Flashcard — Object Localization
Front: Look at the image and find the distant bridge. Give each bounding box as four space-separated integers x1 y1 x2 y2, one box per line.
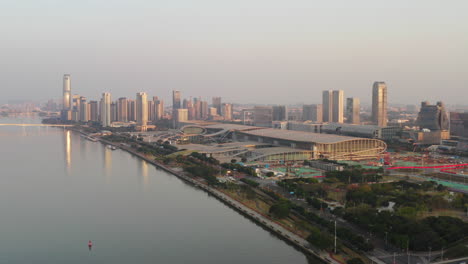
0 124 74 127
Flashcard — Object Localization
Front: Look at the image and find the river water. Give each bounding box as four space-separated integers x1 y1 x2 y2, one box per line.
0 116 309 264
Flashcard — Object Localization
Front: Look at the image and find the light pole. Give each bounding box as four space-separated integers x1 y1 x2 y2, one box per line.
407 239 410 264
334 220 337 254
385 231 388 249
428 247 432 264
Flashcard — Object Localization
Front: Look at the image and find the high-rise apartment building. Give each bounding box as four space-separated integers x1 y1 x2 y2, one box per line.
111 102 118 122
172 90 181 110
212 97 222 115
100 93 112 127
323 90 344 123
303 104 322 122
322 91 333 122
417 101 449 131
153 97 164 121
71 94 81 122
147 100 155 122
89 101 99 122
450 112 468 137
193 100 201 120
117 97 128 122
209 107 218 118
201 101 209 120
182 98 189 109
222 103 233 121
127 99 136 121
79 96 88 122
346 98 360 124
372 82 388 127
136 92 148 130
272 105 288 121
176 108 189 124
253 106 273 127
332 90 344 123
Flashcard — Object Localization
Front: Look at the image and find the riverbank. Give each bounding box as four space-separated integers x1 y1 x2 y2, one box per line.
103 139 333 264
70 127 332 264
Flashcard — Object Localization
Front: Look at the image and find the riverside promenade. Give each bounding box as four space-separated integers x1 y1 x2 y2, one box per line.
96 137 335 264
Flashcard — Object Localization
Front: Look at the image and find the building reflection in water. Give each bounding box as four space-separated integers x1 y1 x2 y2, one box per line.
142 160 149 186
64 130 72 173
104 147 112 183
137 159 150 190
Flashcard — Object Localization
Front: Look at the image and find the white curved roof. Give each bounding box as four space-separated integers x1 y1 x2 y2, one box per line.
240 128 367 144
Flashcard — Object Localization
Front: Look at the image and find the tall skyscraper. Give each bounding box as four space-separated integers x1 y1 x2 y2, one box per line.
192 100 199 120
201 101 209 119
303 104 322 122
372 82 388 127
222 103 233 121
63 74 71 110
172 91 181 110
100 93 112 127
332 90 344 123
117 97 128 122
346 98 360 124
322 90 333 122
212 97 222 115
253 106 273 127
182 98 189 109
272 105 288 121
323 90 344 123
71 94 81 122
154 97 164 121
79 96 88 122
147 100 155 122
89 101 99 122
127 99 136 121
110 102 118 122
136 92 148 130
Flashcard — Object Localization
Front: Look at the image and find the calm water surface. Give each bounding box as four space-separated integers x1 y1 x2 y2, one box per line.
0 116 309 263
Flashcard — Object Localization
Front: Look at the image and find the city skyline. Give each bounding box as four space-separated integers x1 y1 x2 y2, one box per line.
1 1 467 105
1 2 467 263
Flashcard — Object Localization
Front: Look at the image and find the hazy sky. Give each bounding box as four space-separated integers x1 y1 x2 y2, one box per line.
1 0 467 105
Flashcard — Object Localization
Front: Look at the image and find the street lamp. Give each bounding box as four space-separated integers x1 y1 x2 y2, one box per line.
428 246 432 264
385 231 388 249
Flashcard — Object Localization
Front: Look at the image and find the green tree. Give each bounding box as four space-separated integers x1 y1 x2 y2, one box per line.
269 200 292 219
306 226 334 250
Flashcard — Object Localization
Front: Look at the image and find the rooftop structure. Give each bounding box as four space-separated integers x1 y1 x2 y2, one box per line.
234 128 386 160
321 123 402 140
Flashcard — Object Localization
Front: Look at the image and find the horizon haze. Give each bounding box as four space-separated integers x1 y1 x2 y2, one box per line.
1 0 467 105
